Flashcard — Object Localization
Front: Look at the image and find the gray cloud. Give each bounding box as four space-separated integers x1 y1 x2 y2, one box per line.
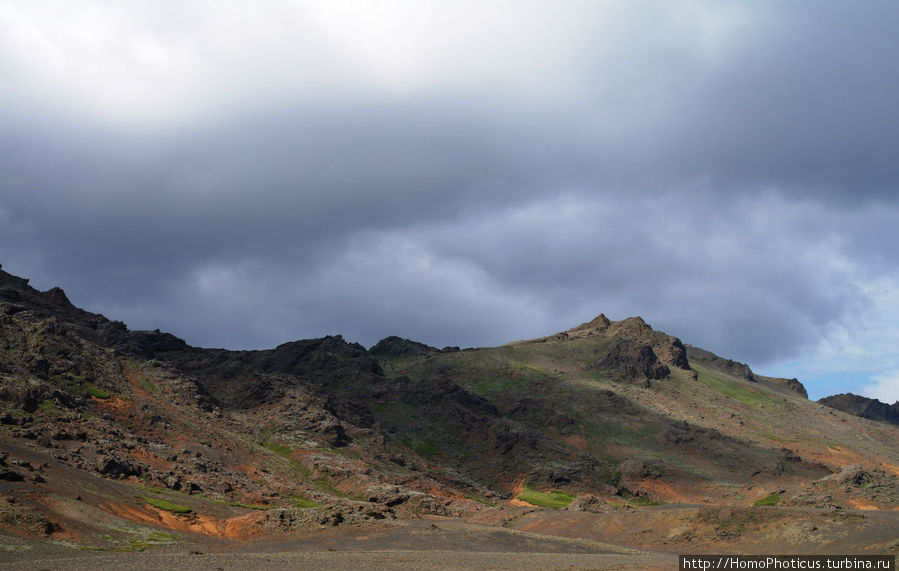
1 1 898 400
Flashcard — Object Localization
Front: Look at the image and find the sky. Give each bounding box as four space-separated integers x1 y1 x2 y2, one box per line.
1 1 898 403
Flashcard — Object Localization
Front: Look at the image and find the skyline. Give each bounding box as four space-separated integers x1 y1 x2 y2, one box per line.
1 1 898 402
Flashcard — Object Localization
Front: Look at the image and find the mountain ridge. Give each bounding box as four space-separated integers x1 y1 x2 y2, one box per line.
819 393 899 426
1 266 897 557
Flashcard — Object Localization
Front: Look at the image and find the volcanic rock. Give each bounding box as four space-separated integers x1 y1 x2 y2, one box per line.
595 340 670 386
818 393 899 426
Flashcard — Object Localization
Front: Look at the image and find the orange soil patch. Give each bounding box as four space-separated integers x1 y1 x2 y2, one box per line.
636 479 696 504
847 499 881 511
99 502 264 539
167 435 193 446
507 498 532 507
814 444 897 475
510 480 527 497
506 480 533 506
236 464 265 479
426 487 459 500
123 368 155 401
0 522 38 539
561 434 589 452
95 396 136 415
882 463 899 477
129 448 173 472
823 446 866 464
846 499 898 511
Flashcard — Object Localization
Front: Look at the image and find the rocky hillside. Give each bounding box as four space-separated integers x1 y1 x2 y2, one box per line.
1 267 897 554
685 345 809 398
819 393 899 426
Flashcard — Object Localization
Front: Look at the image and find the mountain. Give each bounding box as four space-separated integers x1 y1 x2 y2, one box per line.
1 266 897 562
819 393 899 426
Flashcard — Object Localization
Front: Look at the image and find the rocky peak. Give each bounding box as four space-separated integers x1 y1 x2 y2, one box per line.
42 286 74 308
551 314 690 373
370 336 439 357
562 313 612 339
612 316 652 336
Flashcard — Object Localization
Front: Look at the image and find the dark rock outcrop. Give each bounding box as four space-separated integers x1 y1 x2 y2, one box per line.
686 344 808 398
686 345 755 381
595 340 669 386
563 314 691 372
818 393 899 426
370 336 439 357
767 377 808 399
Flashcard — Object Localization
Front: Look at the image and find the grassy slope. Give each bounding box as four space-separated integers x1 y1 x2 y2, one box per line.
627 365 899 475
378 334 899 503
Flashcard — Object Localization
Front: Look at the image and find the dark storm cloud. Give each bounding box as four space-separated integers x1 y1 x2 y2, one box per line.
1 100 581 347
414 190 868 362
1 1 898 401
659 3 899 197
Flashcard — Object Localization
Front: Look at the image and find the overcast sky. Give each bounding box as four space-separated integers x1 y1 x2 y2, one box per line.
1 1 898 402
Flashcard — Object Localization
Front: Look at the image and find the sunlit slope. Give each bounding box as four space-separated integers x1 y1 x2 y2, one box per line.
377 317 898 506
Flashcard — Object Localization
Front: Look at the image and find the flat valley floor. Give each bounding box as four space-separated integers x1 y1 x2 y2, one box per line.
3 508 896 570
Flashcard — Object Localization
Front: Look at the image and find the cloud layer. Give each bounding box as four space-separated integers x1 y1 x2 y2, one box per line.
2 1 898 401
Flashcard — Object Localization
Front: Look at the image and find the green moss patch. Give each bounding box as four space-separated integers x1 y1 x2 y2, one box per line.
80 530 181 552
264 438 292 457
312 476 347 498
693 365 768 406
212 499 277 510
85 385 111 399
288 495 323 508
517 487 575 508
144 497 192 514
753 493 781 506
410 439 437 457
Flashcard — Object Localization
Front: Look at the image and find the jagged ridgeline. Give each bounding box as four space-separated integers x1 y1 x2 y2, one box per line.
1 265 897 552
818 393 899 426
